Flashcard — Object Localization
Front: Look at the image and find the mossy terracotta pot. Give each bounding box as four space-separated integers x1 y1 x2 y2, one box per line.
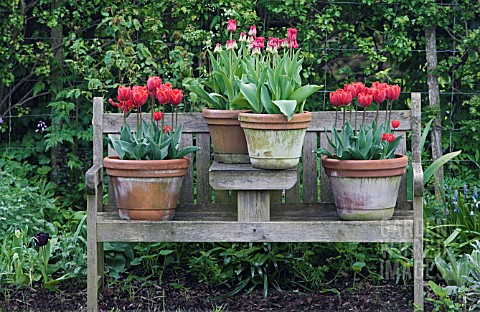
321 154 408 221
103 156 190 221
202 108 250 164
238 112 312 169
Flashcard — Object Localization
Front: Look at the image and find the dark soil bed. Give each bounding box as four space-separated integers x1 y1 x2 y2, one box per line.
1 273 434 311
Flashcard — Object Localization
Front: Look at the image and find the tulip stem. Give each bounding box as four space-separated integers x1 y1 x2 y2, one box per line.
171 104 174 130
362 106 366 126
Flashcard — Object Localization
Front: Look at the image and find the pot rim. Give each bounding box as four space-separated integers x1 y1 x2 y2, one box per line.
104 156 190 170
202 108 252 119
238 111 312 130
238 111 312 123
321 154 408 177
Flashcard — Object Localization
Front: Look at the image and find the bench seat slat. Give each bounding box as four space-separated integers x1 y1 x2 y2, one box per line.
96 211 413 243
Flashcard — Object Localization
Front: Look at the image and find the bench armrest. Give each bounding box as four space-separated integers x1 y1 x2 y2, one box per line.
411 162 423 198
85 165 103 195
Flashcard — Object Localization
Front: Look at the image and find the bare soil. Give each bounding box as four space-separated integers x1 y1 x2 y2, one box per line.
0 273 434 311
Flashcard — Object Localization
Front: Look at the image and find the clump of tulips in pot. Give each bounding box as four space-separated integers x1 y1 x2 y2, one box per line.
108 76 200 160
185 20 320 120
314 82 402 160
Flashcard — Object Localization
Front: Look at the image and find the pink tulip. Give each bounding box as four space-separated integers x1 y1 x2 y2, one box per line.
227 19 236 32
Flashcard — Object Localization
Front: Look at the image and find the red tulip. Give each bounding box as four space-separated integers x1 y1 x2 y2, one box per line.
391 119 400 129
131 85 149 108
169 89 183 106
164 125 173 133
385 85 401 101
329 91 342 107
152 111 163 121
109 98 133 114
371 88 386 103
156 86 171 105
227 19 236 32
338 89 353 106
117 85 131 102
372 81 388 90
382 133 395 143
147 76 162 95
357 92 373 108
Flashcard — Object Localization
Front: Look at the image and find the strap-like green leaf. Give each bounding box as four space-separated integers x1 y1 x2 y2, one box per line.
424 150 461 185
238 79 260 113
272 100 297 121
290 85 321 104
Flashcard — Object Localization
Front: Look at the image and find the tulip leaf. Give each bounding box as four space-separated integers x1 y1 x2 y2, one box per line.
261 85 277 114
238 79 260 113
272 100 297 121
230 93 250 110
184 83 224 109
290 85 322 104
108 135 125 159
313 147 333 158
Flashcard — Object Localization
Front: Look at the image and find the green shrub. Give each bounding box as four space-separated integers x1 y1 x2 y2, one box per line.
0 159 57 235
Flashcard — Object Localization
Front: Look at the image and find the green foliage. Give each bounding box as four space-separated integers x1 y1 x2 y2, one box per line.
236 49 321 120
314 120 402 160
109 123 200 160
0 217 87 289
0 159 57 235
188 242 292 298
104 242 135 279
424 182 480 260
428 241 480 311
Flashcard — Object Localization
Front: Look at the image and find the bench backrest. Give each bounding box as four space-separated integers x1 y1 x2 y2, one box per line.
92 93 421 217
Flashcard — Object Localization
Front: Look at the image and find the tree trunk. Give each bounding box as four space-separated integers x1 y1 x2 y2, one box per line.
50 0 64 185
425 26 443 200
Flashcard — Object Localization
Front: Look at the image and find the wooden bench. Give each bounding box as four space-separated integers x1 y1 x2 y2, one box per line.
86 93 424 311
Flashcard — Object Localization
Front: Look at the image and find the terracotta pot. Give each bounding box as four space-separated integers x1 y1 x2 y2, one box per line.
238 112 312 169
202 108 250 164
321 154 408 221
103 156 190 221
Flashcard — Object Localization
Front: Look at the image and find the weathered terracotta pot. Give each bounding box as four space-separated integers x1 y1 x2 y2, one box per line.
238 112 312 169
321 154 408 221
103 156 190 221
202 108 250 164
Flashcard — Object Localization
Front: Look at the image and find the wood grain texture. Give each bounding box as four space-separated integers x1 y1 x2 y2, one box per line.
93 97 104 167
285 168 300 204
302 132 318 203
238 191 270 222
103 112 209 134
396 131 408 209
101 110 411 134
196 133 212 206
85 165 102 195
179 133 195 207
209 162 297 191
319 132 334 204
95 218 414 243
413 195 424 310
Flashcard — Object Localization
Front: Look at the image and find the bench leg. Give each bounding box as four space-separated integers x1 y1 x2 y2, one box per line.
87 192 104 312
413 197 424 310
237 190 270 222
87 240 104 312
